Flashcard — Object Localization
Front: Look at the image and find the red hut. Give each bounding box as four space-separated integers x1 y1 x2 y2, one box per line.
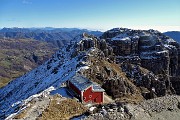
68 75 105 104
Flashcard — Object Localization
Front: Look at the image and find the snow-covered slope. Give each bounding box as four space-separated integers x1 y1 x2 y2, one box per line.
0 35 90 119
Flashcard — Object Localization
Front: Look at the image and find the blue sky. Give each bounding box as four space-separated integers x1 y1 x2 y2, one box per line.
0 0 180 32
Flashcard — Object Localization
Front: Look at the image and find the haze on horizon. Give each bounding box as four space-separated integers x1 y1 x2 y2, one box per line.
0 0 180 32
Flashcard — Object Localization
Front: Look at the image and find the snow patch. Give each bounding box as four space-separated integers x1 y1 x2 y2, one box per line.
89 106 96 111
77 66 89 72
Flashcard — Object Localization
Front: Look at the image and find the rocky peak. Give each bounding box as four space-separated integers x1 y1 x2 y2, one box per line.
73 31 179 98
101 28 180 96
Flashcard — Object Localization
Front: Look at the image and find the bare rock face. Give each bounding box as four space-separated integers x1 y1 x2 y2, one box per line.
171 47 180 95
76 33 113 57
178 48 180 76
121 63 175 98
74 36 142 100
101 28 180 97
102 76 138 98
74 30 180 100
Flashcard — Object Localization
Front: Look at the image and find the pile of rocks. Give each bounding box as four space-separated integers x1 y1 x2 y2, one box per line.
138 95 180 113
84 103 131 120
84 95 180 120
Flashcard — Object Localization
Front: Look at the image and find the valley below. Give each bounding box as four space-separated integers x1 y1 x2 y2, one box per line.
0 38 58 88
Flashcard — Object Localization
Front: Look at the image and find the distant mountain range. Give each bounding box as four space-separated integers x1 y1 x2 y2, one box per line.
164 31 180 43
0 27 103 47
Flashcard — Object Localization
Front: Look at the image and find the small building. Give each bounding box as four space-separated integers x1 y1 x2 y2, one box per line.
67 75 105 104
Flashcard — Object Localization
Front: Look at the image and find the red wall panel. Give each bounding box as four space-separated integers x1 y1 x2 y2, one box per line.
83 87 103 104
68 81 103 103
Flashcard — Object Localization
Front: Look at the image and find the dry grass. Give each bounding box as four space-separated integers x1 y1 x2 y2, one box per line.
38 98 87 120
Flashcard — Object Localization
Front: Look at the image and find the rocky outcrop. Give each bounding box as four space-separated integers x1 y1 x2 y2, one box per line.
74 35 142 100
102 76 138 98
170 77 180 95
76 33 113 57
177 47 180 76
74 31 180 100
121 63 175 98
101 28 180 97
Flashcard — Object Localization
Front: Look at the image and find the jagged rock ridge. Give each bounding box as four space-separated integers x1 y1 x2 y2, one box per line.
101 28 180 97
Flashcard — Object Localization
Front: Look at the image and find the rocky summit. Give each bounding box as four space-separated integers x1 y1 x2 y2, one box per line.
101 28 180 98
0 28 180 120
